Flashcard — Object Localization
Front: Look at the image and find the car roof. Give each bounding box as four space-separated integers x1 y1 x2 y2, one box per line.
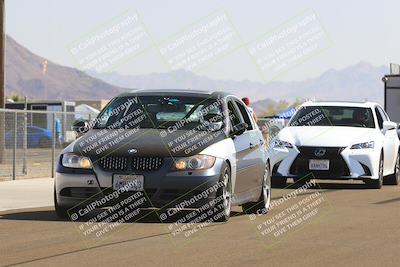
301 101 379 108
117 89 230 98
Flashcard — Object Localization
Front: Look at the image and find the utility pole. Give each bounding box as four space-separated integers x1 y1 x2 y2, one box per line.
0 0 5 164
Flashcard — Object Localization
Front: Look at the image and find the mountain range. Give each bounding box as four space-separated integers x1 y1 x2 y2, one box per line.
5 35 389 115
5 36 125 100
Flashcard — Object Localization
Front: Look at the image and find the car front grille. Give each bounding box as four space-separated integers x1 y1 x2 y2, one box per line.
132 157 163 171
290 146 350 177
99 156 128 171
98 156 163 171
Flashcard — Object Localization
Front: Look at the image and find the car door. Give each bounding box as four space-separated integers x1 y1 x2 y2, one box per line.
228 98 264 201
376 106 398 174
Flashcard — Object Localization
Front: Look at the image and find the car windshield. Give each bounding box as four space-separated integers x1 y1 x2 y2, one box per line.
93 95 224 131
289 106 375 128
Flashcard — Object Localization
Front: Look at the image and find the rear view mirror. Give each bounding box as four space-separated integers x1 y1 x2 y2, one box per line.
72 120 89 136
231 122 248 137
383 121 397 132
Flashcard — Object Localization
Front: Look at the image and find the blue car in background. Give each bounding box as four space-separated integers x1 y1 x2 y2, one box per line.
5 126 52 148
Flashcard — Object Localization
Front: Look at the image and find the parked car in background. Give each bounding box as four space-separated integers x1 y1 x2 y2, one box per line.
269 101 400 189
55 90 271 221
5 126 52 148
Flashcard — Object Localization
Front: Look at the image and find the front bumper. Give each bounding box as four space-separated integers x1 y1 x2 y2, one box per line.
55 157 225 209
270 145 380 180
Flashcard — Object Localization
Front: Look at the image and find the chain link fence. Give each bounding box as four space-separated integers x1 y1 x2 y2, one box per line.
0 109 287 181
0 108 79 181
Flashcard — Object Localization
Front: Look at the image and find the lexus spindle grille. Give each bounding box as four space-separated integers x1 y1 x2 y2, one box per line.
289 146 350 177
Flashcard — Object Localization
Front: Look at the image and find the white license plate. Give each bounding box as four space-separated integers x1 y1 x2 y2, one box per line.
309 159 330 170
113 174 144 191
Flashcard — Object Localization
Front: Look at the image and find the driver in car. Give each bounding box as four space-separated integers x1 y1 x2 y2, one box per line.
353 109 370 126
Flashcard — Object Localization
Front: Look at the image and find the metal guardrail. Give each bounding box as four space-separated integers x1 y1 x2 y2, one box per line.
0 109 79 181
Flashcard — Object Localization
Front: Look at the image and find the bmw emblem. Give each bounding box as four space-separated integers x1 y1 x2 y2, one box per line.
128 148 138 154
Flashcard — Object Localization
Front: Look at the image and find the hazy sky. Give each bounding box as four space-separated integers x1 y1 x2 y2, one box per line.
5 0 400 82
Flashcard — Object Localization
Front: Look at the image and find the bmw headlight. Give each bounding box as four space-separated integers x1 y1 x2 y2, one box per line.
350 141 374 149
62 153 92 169
273 139 294 149
172 155 216 171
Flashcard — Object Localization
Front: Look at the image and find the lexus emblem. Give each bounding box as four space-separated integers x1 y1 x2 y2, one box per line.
314 148 326 157
128 148 138 154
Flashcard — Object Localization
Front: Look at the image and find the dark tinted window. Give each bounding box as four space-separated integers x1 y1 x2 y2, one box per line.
290 106 375 128
377 106 388 121
235 101 253 130
227 100 241 127
375 107 384 129
27 127 40 134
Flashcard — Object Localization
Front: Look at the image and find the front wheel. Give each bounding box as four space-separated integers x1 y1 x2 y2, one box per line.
384 153 399 185
242 164 271 215
39 138 51 148
365 156 384 189
212 165 232 222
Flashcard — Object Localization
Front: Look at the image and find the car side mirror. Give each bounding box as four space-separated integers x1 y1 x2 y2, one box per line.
231 122 248 137
383 121 397 132
72 120 89 135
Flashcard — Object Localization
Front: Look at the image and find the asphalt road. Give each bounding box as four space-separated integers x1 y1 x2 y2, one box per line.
1 180 399 267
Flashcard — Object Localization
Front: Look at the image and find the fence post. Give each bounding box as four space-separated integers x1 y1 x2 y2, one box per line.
22 98 27 175
51 113 56 178
12 112 17 180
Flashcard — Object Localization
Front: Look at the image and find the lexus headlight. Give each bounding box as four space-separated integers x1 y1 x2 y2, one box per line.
273 139 294 149
172 155 216 171
350 141 374 149
62 153 92 169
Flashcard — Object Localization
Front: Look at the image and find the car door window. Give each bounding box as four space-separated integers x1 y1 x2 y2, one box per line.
235 100 253 130
227 100 242 128
27 128 39 134
375 107 384 129
377 106 389 121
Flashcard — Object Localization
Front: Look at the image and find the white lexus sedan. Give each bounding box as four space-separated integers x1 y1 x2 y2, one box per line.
269 101 400 189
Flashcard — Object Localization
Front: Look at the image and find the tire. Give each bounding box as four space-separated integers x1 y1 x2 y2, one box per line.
39 138 51 148
365 155 384 189
212 164 232 222
384 153 399 185
54 189 72 219
271 177 287 188
242 164 271 215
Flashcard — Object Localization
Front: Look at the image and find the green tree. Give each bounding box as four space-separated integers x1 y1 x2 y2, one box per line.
260 98 306 117
8 95 25 102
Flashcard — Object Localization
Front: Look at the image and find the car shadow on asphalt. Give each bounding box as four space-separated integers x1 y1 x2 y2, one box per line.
0 208 246 223
275 180 369 190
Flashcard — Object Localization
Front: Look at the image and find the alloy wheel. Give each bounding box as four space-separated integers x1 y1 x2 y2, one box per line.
395 155 400 183
262 165 271 211
222 170 232 217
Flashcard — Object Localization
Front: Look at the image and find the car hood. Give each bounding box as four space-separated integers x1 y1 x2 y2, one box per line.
277 126 378 147
72 128 226 157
